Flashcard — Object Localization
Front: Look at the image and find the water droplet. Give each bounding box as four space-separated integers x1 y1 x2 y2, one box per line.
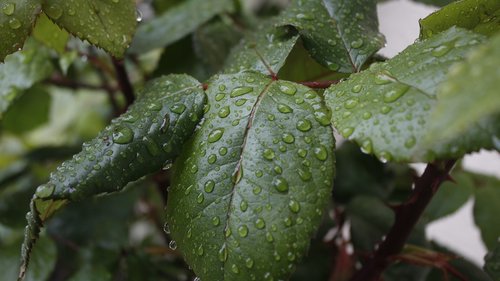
160 114 170 133
2 3 15 15
263 148 275 160
378 151 392 163
218 245 228 262
208 154 217 164
314 110 331 126
255 170 263 178
197 193 205 204
296 119 312 132
136 9 143 22
344 98 359 109
341 127 354 138
170 104 186 114
279 83 297 95
297 149 307 158
197 245 204 256
284 217 293 226
278 103 293 114
46 5 63 19
231 264 240 274
8 18 21 29
212 216 220 226
351 39 364 49
273 177 289 192
253 186 262 195
208 128 224 143
383 84 409 103
204 180 215 193
282 133 295 144
240 200 248 212
169 240 177 250
36 183 55 199
361 139 373 154
266 232 274 242
215 93 226 101
296 13 313 20
298 168 312 181
381 106 392 114
313 145 328 161
245 258 254 268
163 223 170 234
362 112 372 120
230 87 253 98
374 72 393 85
122 113 138 123
431 44 451 57
219 147 228 156
218 106 230 118
143 136 160 156
352 85 363 93
288 200 301 213
112 125 134 144
404 136 416 148
255 218 266 229
238 225 249 237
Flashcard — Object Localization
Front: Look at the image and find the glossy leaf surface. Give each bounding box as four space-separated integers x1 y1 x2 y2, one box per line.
129 0 234 54
420 0 500 39
167 72 335 280
0 0 41 62
426 33 500 148
324 27 493 162
278 0 385 73
42 0 137 58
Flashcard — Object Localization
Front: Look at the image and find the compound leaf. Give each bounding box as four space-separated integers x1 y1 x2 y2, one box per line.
129 0 234 54
324 27 494 162
167 72 335 281
420 0 500 39
278 0 385 73
0 0 41 62
42 0 137 58
19 74 206 279
426 32 500 149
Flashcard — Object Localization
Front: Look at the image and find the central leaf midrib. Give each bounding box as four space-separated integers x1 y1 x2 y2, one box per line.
220 78 275 272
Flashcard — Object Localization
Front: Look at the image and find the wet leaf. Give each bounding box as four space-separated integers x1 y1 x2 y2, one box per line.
426 32 500 150
167 72 335 280
42 0 137 58
129 0 234 54
0 0 41 62
420 0 500 39
324 27 494 162
278 0 385 73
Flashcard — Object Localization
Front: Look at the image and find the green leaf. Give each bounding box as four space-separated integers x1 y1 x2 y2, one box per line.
0 175 36 228
223 20 299 75
423 171 474 222
420 0 500 39
278 0 385 73
19 74 206 279
473 173 500 250
485 241 500 280
167 72 335 280
411 0 457 7
0 0 41 62
2 86 51 134
426 32 500 148
129 0 234 54
32 13 69 53
0 40 53 120
324 27 491 162
0 229 56 281
42 0 137 58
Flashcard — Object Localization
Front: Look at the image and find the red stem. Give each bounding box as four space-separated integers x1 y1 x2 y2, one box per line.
299 80 339 89
112 58 135 107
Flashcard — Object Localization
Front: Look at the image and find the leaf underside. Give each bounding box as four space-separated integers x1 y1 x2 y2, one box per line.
19 74 206 280
278 0 385 73
42 0 137 58
0 0 41 62
167 72 335 281
324 27 496 163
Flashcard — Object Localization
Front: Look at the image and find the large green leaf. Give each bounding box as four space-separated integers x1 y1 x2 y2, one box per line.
278 0 385 73
0 0 41 62
129 0 234 54
167 72 335 281
485 241 500 280
19 74 206 279
473 174 500 250
426 32 500 148
420 0 500 39
0 40 53 120
324 27 494 162
32 13 69 53
42 0 137 58
223 20 299 75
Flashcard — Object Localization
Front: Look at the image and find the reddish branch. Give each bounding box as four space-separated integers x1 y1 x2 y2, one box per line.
300 80 339 89
349 160 457 281
112 58 135 107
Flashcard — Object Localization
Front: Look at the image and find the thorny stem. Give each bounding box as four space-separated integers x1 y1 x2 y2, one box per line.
349 160 457 281
112 58 135 107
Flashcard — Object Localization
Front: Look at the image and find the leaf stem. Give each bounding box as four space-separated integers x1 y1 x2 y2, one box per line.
349 160 457 281
299 80 340 89
112 58 135 107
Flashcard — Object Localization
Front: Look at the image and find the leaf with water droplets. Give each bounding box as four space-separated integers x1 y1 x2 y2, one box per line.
167 72 335 280
0 39 53 120
18 74 206 280
277 0 385 73
42 0 137 58
426 32 500 151
129 0 234 54
420 0 500 39
324 27 493 162
0 0 41 62
223 19 299 75
485 241 500 280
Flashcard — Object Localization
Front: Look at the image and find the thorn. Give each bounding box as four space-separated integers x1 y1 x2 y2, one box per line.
444 174 456 183
202 83 208 91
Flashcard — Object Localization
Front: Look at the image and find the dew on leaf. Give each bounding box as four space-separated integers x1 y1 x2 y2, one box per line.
238 225 249 237
273 177 289 192
230 87 253 98
112 125 134 144
383 84 410 103
288 200 301 213
208 128 224 143
296 119 312 132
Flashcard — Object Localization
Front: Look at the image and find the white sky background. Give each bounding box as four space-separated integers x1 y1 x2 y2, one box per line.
377 0 500 265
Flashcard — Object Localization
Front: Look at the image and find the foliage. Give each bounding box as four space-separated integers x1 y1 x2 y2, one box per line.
0 0 499 280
